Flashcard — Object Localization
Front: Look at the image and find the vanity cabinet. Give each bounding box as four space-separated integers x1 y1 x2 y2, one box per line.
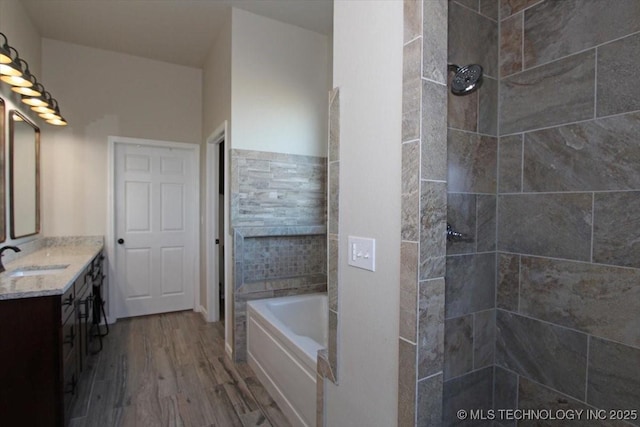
0 251 105 427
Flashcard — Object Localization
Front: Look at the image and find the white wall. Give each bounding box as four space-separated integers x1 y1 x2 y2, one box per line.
39 39 202 236
0 0 42 77
231 8 329 157
201 11 232 322
326 1 403 426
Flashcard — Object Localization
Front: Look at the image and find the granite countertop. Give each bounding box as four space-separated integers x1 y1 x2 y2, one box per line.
0 239 104 300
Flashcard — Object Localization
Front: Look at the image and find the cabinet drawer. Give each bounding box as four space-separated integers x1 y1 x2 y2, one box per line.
61 283 75 322
61 313 77 362
63 349 78 417
76 273 89 300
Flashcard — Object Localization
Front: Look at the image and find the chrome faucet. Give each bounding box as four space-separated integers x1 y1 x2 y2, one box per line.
0 246 21 273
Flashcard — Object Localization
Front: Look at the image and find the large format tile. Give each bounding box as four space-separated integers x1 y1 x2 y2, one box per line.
404 0 422 43
593 191 640 268
420 181 447 280
479 0 498 21
500 12 522 77
443 367 494 427
422 0 447 84
444 315 473 380
445 253 496 318
518 377 630 427
418 278 445 378
400 242 418 342
402 141 420 241
499 0 542 18
403 39 422 142
329 88 340 162
447 193 476 255
476 195 496 252
598 32 640 117
473 309 495 369
398 338 417 427
497 253 519 311
498 135 522 193
588 337 640 424
524 0 640 68
523 112 640 192
496 310 588 400
497 193 592 261
520 256 640 347
448 129 497 193
328 162 339 235
417 374 443 427
448 81 478 132
478 76 498 136
421 80 448 181
494 367 518 427
449 1 498 78
500 50 595 135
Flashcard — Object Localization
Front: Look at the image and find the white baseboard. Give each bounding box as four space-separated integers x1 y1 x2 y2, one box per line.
225 342 233 359
198 305 208 322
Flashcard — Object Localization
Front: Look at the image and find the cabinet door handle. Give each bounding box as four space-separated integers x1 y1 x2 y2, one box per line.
65 374 77 395
63 294 75 307
64 325 75 346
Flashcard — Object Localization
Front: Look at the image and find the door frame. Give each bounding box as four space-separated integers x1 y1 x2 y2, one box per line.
204 121 228 323
106 136 200 323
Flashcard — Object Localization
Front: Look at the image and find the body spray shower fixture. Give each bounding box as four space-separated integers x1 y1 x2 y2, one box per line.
448 64 483 96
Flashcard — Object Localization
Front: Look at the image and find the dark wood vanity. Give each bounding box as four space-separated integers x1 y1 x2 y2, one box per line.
0 250 106 427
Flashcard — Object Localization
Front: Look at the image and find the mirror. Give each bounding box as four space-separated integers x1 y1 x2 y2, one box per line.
9 110 40 239
0 99 4 243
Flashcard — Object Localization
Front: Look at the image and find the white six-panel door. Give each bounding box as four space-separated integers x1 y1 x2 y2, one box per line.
114 140 197 318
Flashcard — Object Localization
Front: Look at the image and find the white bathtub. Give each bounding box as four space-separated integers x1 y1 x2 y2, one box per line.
247 293 328 427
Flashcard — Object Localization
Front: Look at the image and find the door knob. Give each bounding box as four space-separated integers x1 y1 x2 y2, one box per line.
117 238 125 245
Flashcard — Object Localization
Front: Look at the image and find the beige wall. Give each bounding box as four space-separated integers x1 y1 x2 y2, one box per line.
39 39 202 236
200 10 232 322
0 0 42 77
326 1 402 426
231 8 329 157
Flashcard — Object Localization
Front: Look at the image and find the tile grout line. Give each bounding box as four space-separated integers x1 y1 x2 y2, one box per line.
585 334 591 403
590 193 595 263
594 47 598 119
498 108 640 138
494 250 640 272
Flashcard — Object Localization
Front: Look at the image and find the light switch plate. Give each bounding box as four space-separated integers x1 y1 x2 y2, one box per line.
347 236 376 272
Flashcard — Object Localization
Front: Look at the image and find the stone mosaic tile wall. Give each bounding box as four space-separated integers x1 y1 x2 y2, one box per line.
229 149 328 362
495 1 640 425
232 226 327 361
230 149 327 227
398 1 448 425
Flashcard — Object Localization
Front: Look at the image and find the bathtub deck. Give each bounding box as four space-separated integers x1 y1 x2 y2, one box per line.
67 310 291 427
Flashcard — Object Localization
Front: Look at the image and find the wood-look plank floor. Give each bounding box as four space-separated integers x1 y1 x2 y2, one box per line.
69 311 291 427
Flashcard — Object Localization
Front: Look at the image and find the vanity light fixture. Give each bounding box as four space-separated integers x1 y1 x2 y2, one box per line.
0 33 12 63
23 88 51 108
0 58 34 87
13 75 42 97
39 98 67 126
0 31 68 126
0 47 22 77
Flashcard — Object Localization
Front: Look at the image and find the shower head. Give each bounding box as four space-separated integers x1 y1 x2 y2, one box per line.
448 64 483 96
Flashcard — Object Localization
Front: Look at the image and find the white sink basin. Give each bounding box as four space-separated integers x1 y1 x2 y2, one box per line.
9 265 70 277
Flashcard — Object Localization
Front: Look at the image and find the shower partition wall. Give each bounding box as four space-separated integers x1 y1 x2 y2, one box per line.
445 0 640 425
400 0 640 426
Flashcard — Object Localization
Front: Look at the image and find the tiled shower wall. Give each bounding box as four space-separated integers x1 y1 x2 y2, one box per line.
495 0 640 425
230 149 327 361
398 0 448 425
443 0 498 424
